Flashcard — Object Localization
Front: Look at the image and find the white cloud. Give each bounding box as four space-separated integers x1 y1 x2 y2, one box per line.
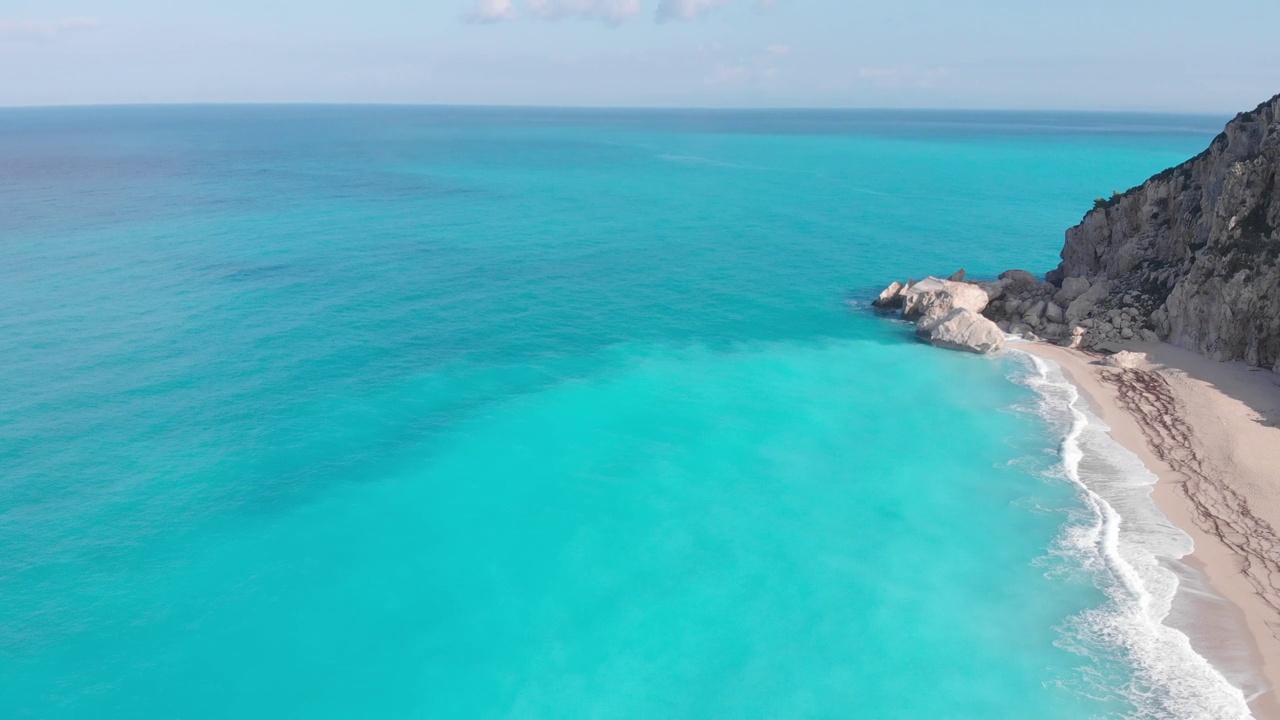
705 43 790 86
462 0 756 26
656 0 733 23
462 0 518 24
527 0 642 25
0 16 101 41
858 65 955 88
707 63 751 85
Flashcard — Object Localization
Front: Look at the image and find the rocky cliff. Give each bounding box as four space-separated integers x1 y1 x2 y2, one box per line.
1050 92 1280 370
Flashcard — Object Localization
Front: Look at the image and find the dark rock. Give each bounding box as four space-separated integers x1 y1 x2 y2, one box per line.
1055 92 1280 369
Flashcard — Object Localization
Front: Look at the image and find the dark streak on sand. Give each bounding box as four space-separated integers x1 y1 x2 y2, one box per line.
1099 366 1280 639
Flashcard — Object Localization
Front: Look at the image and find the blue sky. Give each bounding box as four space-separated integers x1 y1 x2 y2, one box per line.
2 0 1277 110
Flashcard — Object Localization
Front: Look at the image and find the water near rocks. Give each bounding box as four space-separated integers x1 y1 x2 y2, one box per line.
0 106 1238 718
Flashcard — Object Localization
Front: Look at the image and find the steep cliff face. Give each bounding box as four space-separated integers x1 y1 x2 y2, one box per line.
1053 93 1280 370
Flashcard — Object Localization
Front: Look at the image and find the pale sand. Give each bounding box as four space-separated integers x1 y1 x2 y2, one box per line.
1019 341 1280 720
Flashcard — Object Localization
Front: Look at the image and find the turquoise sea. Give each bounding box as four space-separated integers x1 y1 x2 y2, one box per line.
0 106 1250 718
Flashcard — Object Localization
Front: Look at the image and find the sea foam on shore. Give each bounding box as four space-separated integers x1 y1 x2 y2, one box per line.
1013 350 1254 719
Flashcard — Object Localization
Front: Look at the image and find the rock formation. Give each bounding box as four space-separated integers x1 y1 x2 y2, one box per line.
872 92 1279 367
1048 92 1280 370
901 277 990 320
971 269 1159 351
917 308 1005 354
875 273 1005 354
1101 350 1147 369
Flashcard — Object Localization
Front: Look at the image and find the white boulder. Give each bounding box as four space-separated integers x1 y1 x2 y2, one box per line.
901 277 991 320
917 308 1006 354
1102 351 1147 369
872 281 906 310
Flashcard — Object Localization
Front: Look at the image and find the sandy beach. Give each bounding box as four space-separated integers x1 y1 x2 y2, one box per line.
1020 341 1280 720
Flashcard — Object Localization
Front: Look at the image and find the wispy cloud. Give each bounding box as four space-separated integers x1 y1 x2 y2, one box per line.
656 0 733 23
462 0 519 24
858 65 955 88
462 0 749 26
0 17 101 41
705 43 791 86
528 0 643 25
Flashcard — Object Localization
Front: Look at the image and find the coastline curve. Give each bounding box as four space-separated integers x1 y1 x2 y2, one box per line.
1011 350 1255 719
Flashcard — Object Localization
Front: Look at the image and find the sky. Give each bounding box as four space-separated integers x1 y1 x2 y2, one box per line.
1 0 1278 111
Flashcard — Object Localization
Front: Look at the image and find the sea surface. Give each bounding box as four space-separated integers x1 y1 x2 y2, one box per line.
0 106 1247 718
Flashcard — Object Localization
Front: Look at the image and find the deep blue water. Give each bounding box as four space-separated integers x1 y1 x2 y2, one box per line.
0 106 1237 718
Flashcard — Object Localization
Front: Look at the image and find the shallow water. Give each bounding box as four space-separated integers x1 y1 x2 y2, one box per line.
0 106 1239 718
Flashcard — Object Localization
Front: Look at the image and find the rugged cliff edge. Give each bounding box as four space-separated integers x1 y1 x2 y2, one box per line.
1051 93 1280 370
874 93 1280 364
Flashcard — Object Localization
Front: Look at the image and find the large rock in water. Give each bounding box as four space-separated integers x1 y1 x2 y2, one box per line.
872 280 906 310
998 269 1041 293
916 308 1005 354
976 279 1012 301
901 277 990 320
1055 92 1280 370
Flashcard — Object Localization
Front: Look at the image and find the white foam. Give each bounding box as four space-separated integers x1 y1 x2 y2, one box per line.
1011 350 1255 720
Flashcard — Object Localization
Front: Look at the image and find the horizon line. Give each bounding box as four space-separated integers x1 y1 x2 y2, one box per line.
0 99 1236 118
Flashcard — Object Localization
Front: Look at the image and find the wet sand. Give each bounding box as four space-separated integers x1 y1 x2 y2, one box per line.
1021 341 1280 720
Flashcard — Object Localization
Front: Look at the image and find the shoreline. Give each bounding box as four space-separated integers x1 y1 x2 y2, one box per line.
1017 340 1280 720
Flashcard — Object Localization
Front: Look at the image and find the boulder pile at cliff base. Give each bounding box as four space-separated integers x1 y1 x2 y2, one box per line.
873 268 1157 355
876 93 1280 365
